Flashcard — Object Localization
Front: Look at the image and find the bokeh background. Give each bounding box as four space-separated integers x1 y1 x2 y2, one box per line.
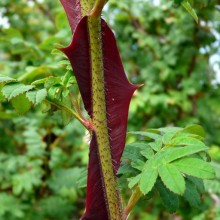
0 0 220 219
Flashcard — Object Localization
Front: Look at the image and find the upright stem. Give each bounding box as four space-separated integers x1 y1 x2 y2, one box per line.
88 14 123 219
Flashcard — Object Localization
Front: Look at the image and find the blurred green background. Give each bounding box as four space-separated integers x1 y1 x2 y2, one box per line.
0 0 220 219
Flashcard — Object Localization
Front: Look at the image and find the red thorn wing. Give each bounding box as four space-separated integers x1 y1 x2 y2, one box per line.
101 19 138 171
60 0 82 33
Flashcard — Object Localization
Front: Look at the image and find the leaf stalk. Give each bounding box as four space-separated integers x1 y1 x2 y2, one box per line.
45 98 93 130
122 187 142 220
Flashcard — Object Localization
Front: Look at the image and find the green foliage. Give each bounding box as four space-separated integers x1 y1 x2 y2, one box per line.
40 196 73 220
119 125 215 213
0 115 87 219
158 163 185 195
0 193 26 219
47 167 86 202
0 69 80 124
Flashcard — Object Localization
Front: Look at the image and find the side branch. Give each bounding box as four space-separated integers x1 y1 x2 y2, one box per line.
122 188 142 220
88 0 108 17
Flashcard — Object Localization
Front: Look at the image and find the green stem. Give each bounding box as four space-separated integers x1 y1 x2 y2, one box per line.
88 15 123 220
122 188 142 220
88 0 107 17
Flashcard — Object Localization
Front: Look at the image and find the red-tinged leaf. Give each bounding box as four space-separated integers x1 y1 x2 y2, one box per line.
60 0 82 33
61 17 138 220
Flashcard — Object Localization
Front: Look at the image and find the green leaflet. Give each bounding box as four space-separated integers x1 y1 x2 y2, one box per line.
182 124 205 138
26 89 47 105
2 83 34 100
166 136 206 147
139 161 158 194
162 125 205 145
173 158 215 179
158 127 182 133
181 0 199 23
158 163 185 195
163 145 208 163
0 75 17 84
